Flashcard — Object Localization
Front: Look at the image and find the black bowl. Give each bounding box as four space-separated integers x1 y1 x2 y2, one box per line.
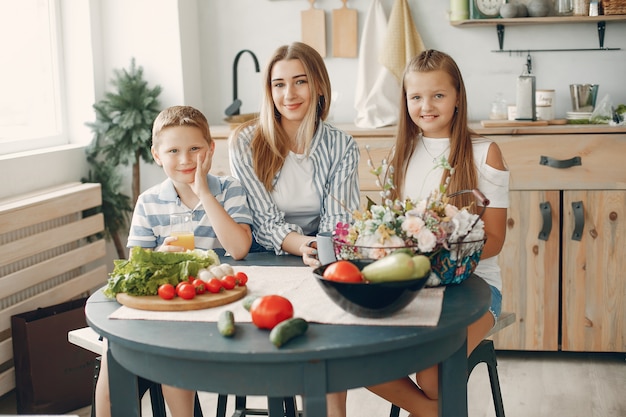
312 260 428 318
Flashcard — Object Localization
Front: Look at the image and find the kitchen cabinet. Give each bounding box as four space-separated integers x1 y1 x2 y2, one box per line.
211 123 626 352
485 129 626 352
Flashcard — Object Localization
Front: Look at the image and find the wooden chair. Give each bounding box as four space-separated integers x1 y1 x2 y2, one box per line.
388 311 516 417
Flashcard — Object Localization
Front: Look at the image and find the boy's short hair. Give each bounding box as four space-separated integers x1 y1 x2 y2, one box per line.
152 106 212 147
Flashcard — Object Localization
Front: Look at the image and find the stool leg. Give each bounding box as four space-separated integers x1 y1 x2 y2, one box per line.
216 394 228 417
389 404 401 417
91 357 101 417
193 392 204 417
149 384 167 417
283 397 298 417
233 395 247 417
483 348 506 417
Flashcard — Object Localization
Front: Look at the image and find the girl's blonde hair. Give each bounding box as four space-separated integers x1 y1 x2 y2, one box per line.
390 49 478 211
152 105 212 147
235 42 331 191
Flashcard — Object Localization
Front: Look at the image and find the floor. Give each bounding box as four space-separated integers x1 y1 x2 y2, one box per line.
1 351 624 417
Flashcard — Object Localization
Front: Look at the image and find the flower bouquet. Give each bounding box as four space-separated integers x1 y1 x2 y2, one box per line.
333 150 489 286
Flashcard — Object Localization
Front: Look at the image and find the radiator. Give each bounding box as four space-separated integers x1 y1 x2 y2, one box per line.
0 182 108 397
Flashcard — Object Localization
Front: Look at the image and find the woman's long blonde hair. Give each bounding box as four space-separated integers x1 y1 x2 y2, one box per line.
236 42 331 191
390 49 478 211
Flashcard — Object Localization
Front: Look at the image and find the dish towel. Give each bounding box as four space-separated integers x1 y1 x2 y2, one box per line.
379 0 425 82
109 266 444 327
353 0 400 128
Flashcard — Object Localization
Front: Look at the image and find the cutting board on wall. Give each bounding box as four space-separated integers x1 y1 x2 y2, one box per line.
332 0 358 58
302 0 326 57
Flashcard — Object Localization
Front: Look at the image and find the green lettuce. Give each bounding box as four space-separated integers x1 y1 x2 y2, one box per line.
103 247 220 298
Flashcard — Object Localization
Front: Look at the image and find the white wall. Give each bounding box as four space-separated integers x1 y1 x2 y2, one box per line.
198 0 626 125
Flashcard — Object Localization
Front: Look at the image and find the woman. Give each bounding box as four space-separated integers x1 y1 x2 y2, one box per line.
229 42 360 268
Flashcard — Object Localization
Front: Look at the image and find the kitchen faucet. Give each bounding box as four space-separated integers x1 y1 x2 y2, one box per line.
225 49 260 116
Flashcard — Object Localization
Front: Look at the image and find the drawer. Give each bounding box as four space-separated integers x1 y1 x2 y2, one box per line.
492 134 626 191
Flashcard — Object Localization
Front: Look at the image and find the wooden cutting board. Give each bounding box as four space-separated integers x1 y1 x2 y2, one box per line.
302 0 326 57
481 120 549 127
332 0 358 58
116 286 247 312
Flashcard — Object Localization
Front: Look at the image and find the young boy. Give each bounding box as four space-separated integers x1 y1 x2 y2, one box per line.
95 105 253 417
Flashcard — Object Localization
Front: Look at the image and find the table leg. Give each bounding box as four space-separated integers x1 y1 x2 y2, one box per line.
438 337 468 417
107 348 141 417
301 360 328 417
267 397 285 416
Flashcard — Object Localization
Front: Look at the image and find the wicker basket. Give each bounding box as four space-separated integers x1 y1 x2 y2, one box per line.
603 0 626 15
333 238 486 286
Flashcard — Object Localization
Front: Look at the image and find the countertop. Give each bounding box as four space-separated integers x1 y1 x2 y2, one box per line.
210 122 626 139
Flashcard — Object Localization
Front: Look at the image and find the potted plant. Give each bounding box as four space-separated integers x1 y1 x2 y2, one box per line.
83 58 162 258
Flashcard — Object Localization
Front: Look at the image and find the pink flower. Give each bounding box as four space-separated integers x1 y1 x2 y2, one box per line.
401 216 425 239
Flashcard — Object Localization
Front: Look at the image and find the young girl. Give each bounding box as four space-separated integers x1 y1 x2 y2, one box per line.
229 42 360 268
366 49 510 416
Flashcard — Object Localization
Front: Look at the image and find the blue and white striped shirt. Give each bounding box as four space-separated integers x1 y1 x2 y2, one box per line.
229 122 360 254
127 174 253 251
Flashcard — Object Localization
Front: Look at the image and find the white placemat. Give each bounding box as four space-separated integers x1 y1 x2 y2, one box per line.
108 266 444 327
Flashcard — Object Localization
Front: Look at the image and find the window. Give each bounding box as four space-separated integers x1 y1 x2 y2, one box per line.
0 0 65 155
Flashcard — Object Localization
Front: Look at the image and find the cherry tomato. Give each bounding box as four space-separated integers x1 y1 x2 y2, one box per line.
234 271 248 286
157 283 175 300
322 260 363 283
221 275 236 290
192 278 206 294
176 281 188 293
188 275 196 283
177 282 196 300
249 295 294 330
206 278 223 294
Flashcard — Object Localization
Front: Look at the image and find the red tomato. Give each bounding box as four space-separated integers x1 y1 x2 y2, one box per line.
176 281 188 293
206 278 223 294
221 275 236 290
177 282 196 300
192 278 206 294
322 260 363 283
188 275 196 283
157 283 175 300
249 295 294 329
234 271 248 286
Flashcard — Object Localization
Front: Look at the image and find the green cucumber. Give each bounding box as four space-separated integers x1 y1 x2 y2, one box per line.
242 295 258 311
269 317 309 348
217 310 236 337
362 252 416 282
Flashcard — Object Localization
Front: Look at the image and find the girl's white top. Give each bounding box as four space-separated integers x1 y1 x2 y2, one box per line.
403 136 510 291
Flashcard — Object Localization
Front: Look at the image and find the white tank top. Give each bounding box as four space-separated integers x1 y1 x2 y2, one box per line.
271 151 321 235
403 136 510 291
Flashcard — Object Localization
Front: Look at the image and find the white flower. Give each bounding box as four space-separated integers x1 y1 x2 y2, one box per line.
417 228 437 252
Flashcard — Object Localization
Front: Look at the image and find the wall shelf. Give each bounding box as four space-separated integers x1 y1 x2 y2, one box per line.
451 15 625 52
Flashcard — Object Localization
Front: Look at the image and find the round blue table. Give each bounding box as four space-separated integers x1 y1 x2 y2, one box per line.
86 253 490 417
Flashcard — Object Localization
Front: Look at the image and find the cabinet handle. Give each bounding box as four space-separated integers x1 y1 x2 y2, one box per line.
539 155 582 169
571 201 584 241
538 202 552 241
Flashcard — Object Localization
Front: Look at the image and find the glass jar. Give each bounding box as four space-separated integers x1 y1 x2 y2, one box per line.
490 94 508 120
555 0 573 15
572 0 590 15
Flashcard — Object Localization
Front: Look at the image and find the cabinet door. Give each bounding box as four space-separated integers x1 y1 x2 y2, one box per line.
562 190 626 352
492 190 560 351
